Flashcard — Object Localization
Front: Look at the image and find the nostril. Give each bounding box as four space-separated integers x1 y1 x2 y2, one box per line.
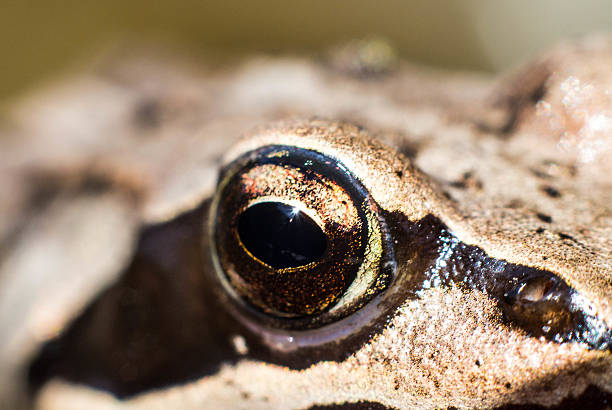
503 274 574 339
516 276 556 303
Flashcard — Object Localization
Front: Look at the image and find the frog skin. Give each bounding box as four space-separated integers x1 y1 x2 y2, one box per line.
0 37 611 409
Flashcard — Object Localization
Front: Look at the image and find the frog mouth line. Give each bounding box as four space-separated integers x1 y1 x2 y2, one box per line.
27 205 610 399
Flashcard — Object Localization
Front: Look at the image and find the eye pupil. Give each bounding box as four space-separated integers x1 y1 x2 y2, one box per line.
237 202 327 269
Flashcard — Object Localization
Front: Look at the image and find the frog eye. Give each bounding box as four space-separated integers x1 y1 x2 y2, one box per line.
209 145 394 328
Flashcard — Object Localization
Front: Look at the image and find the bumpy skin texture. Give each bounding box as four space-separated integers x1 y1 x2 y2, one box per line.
0 37 611 409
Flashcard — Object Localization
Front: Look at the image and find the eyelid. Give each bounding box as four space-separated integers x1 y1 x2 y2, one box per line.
220 121 433 221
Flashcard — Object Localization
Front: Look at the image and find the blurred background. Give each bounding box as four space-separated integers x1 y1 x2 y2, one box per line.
1 0 611 103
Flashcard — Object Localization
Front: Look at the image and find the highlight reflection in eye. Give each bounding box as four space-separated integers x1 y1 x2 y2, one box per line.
209 145 394 328
237 202 327 270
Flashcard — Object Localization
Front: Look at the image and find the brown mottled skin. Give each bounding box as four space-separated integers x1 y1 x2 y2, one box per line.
0 37 610 409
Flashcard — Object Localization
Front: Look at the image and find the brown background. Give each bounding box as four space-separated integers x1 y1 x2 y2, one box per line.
1 0 611 102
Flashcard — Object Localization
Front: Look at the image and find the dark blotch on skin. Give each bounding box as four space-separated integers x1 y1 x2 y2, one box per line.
530 168 551 180
133 98 161 129
540 185 562 198
441 191 455 202
395 140 422 160
557 232 576 242
506 199 525 209
535 212 552 223
449 171 483 191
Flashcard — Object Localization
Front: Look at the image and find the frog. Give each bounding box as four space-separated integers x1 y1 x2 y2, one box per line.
0 36 610 409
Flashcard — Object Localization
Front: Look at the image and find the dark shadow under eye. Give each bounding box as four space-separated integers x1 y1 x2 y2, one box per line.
237 202 327 269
